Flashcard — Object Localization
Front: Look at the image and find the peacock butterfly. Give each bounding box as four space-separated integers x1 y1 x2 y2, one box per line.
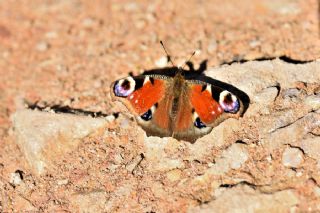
110 42 248 143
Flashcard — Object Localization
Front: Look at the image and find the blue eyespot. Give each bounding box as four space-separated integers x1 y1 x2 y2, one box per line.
221 98 239 113
113 78 135 97
194 117 206 129
219 91 240 113
141 109 152 121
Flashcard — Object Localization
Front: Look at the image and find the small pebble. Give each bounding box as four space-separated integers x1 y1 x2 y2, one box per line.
82 17 95 27
135 20 146 29
314 186 320 197
105 115 115 122
296 170 303 177
266 155 272 162
9 171 23 186
249 39 261 48
124 2 138 11
207 38 217 53
155 56 168 68
282 147 304 168
282 88 302 99
126 154 143 173
120 118 130 128
45 31 58 39
166 169 181 182
194 49 201 56
57 179 69 185
304 95 320 111
36 41 50 52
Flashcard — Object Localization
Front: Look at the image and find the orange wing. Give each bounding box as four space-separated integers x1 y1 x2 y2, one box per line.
126 79 165 115
190 85 223 124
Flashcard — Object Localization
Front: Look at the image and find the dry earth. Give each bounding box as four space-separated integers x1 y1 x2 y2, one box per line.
1 0 320 212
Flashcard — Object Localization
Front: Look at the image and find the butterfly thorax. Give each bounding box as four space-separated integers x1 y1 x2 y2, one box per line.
171 72 184 114
168 70 190 133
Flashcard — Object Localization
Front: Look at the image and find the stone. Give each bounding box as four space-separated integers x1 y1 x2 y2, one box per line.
207 143 249 175
263 1 300 15
57 179 69 185
314 186 320 197
253 86 279 104
12 195 37 212
282 147 304 168
300 137 320 161
186 118 241 162
189 185 299 213
304 94 320 111
249 39 261 48
45 31 58 39
260 110 300 135
9 171 23 186
207 38 217 53
261 113 320 152
283 88 303 99
246 86 279 115
126 154 143 173
82 17 96 28
12 110 108 175
143 136 185 172
70 190 107 212
205 59 320 99
123 2 139 11
36 41 49 52
104 182 138 211
155 56 168 68
105 114 116 122
166 169 182 182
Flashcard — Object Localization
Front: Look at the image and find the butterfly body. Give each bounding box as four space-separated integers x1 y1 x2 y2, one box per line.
111 65 245 143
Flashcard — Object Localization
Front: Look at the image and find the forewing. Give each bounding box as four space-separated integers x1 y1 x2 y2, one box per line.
111 74 173 136
189 81 244 128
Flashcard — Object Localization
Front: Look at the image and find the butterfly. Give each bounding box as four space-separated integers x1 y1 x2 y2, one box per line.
110 43 248 143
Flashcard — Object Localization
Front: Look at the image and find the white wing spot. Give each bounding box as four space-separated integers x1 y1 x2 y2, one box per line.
211 111 215 115
206 84 212 94
129 95 134 100
143 76 150 85
193 112 199 121
218 107 222 112
135 100 138 104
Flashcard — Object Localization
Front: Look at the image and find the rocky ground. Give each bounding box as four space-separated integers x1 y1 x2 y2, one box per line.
1 0 320 212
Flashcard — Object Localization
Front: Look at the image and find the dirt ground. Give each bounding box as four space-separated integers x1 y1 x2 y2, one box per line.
1 0 320 212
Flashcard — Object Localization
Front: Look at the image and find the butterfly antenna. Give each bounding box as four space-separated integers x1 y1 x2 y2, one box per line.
181 51 196 70
160 40 175 67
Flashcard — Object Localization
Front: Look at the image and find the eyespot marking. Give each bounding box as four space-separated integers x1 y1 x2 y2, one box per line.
113 77 136 97
139 104 156 121
194 117 206 129
219 91 240 113
192 111 207 129
140 109 152 121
